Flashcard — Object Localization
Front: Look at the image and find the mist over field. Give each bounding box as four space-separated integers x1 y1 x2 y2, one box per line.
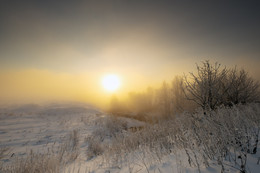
1 1 260 107
1 1 260 173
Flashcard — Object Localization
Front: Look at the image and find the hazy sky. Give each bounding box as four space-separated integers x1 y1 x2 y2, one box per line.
1 0 260 106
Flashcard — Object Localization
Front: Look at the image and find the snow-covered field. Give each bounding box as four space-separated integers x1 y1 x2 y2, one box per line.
0 103 98 153
0 103 260 173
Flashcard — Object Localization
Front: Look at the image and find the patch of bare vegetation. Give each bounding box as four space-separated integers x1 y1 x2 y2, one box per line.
85 116 128 160
0 147 10 160
98 103 260 173
0 130 80 173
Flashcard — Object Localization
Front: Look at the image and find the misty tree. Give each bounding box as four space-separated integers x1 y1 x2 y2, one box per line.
159 81 171 117
127 87 156 113
171 76 186 114
183 60 228 111
226 68 259 105
183 60 259 111
109 95 122 114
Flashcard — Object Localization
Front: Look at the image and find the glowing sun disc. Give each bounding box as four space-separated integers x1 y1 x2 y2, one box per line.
102 74 120 92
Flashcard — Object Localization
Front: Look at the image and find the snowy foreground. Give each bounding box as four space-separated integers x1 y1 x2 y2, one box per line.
0 103 260 173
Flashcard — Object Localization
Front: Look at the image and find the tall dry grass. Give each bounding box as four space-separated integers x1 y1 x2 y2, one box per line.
0 130 80 173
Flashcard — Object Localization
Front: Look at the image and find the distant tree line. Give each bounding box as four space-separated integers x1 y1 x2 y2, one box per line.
109 60 259 119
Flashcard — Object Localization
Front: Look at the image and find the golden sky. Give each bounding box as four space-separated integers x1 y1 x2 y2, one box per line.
0 1 260 107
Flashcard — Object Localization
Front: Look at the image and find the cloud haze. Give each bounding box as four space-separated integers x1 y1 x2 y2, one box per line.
0 0 259 105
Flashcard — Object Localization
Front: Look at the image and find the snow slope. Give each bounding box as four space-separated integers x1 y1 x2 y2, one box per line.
0 103 260 173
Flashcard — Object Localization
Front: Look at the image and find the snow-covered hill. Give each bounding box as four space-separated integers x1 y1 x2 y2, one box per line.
0 103 260 173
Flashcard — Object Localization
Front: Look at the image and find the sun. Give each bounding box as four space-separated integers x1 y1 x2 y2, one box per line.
102 74 121 92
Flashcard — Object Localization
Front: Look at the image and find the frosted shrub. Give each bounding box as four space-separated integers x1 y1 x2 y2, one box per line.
175 103 260 172
85 116 128 161
85 137 104 160
183 61 259 111
99 103 260 173
59 129 80 163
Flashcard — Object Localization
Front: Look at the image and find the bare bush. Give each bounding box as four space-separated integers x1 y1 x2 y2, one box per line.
85 116 128 160
226 68 259 105
85 136 104 160
60 129 80 163
183 60 228 110
183 61 259 111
